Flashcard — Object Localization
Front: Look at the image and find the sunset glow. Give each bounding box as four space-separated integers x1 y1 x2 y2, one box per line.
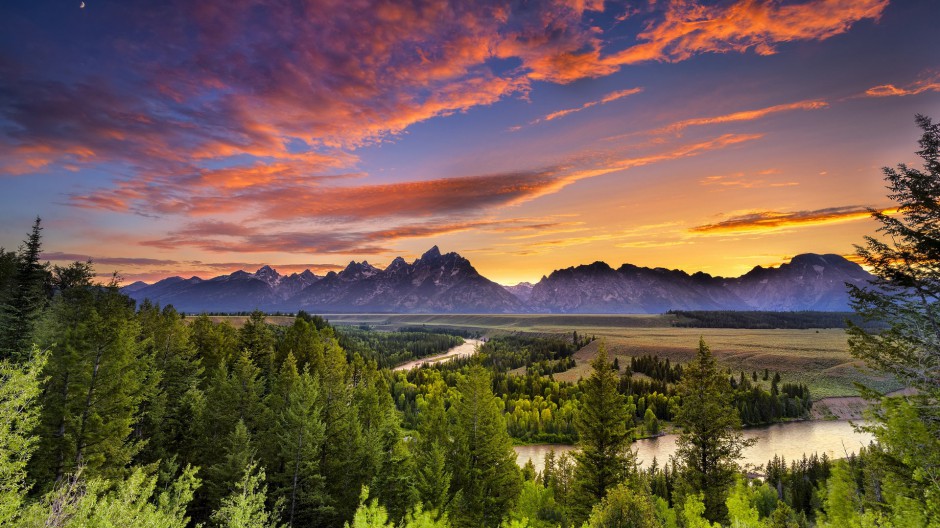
1 0 938 285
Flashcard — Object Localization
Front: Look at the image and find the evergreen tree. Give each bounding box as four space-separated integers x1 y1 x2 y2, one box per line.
846 114 940 522
414 386 452 517
314 335 366 526
450 366 521 528
31 280 153 486
673 338 753 524
212 462 280 528
239 310 276 380
207 419 257 510
0 348 46 525
582 479 660 528
265 356 326 527
0 218 51 362
573 343 635 521
20 465 200 527
135 302 203 469
190 314 238 377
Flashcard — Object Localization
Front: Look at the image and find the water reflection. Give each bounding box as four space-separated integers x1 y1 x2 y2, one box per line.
515 420 874 474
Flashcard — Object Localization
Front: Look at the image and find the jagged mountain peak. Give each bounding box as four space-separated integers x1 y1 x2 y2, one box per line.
421 245 442 260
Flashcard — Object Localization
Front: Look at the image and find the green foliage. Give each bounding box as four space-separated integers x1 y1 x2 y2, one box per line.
31 280 153 485
264 357 326 527
670 310 879 330
0 348 46 525
846 114 940 525
450 366 522 528
582 479 661 528
673 338 754 524
725 479 767 528
573 342 635 521
336 326 464 368
679 493 720 528
212 462 281 528
346 486 394 528
19 465 200 528
0 217 51 362
135 302 204 468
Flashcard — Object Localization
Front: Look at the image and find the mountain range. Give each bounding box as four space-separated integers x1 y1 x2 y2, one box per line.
122 247 875 314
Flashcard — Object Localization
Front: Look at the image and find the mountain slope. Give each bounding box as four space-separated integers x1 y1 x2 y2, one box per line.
285 246 524 313
526 253 873 313
123 250 873 314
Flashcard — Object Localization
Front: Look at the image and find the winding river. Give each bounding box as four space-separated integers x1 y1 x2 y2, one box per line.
515 420 874 474
392 338 483 371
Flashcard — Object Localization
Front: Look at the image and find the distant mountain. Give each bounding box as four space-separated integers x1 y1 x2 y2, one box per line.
124 267 320 313
504 282 535 302
287 246 523 313
526 253 873 313
122 250 874 314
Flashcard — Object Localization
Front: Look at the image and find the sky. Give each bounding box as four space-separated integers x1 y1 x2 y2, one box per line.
1 0 938 286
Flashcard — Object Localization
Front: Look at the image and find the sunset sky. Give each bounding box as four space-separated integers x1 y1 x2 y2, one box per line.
1 0 938 285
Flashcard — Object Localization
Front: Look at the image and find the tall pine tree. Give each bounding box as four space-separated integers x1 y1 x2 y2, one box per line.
573 342 636 523
846 114 940 523
450 366 521 528
0 218 50 362
31 279 153 486
673 338 753 524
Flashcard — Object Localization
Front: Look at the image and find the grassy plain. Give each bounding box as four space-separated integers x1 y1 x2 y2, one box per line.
203 313 899 399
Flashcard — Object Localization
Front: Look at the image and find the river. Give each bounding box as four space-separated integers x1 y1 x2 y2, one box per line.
392 338 483 371
514 420 874 474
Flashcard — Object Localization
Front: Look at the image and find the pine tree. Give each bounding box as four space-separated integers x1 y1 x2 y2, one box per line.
846 114 940 523
673 338 754 524
313 336 367 526
573 342 635 521
450 366 521 528
207 419 257 510
0 218 50 362
264 355 326 527
212 461 280 528
135 302 203 469
189 314 238 377
239 310 276 380
31 280 153 486
414 386 452 517
0 348 46 525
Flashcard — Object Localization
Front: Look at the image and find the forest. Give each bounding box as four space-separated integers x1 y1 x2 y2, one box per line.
0 116 938 527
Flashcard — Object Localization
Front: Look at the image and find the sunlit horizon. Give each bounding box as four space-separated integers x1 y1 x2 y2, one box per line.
2 0 937 286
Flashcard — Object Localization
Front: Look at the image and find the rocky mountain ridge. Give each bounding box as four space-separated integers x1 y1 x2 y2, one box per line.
123 248 874 313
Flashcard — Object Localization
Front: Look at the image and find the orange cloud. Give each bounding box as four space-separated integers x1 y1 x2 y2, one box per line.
607 0 888 66
690 205 894 235
536 87 643 123
654 100 829 135
865 71 940 97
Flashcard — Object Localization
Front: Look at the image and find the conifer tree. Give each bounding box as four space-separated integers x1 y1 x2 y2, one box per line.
207 419 257 510
414 386 452 517
0 218 50 362
31 279 153 486
0 348 46 525
847 114 940 523
450 366 521 528
674 338 753 524
212 461 280 528
239 310 276 380
313 335 366 526
135 302 203 468
264 354 326 527
189 314 238 377
573 342 635 521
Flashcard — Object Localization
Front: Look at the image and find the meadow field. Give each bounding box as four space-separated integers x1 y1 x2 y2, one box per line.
206 313 898 399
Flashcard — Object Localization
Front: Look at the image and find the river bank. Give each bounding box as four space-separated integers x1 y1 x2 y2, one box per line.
392 338 483 371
